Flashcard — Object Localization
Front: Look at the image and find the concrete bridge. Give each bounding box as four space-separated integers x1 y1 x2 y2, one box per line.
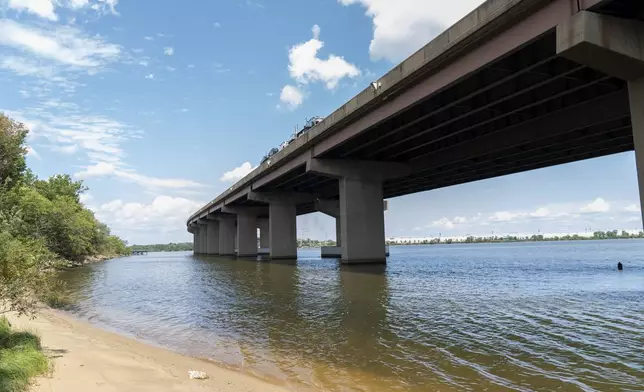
187 0 644 264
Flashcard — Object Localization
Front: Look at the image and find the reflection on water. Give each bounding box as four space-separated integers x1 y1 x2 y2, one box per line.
60 241 644 391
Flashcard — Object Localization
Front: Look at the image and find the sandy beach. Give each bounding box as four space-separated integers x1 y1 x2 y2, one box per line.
7 309 290 392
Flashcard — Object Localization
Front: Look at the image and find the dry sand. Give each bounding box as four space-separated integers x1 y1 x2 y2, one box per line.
8 309 291 392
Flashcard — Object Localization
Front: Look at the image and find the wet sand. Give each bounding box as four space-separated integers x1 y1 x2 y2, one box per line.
8 309 290 392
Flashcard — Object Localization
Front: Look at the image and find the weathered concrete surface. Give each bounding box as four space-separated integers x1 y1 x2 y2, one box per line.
340 178 386 264
269 203 297 259
237 213 257 257
630 78 644 225
557 11 644 80
218 217 236 256
206 220 219 255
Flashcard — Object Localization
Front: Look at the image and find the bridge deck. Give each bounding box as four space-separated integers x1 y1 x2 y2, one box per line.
188 0 642 223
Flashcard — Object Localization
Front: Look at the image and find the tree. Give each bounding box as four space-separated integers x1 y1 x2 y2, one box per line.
34 174 88 203
0 114 28 187
0 113 129 314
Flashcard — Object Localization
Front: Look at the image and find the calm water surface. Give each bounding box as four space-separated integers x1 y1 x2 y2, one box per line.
59 241 644 391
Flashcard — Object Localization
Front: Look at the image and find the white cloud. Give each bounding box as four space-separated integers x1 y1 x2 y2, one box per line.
581 198 610 213
0 56 66 82
287 25 360 89
26 145 41 160
213 22 221 28
489 211 519 222
68 0 89 8
79 192 93 204
338 0 484 62
0 19 121 68
7 0 57 20
179 108 188 113
94 195 205 243
4 0 119 21
431 217 455 229
113 170 204 190
75 162 205 190
530 207 550 218
139 60 149 66
625 204 641 213
220 162 255 182
144 36 154 41
187 64 195 68
165 66 176 71
279 84 304 110
145 73 154 79
164 46 174 56
50 143 79 154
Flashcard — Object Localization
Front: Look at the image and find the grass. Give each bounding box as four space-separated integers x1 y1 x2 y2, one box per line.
0 317 50 392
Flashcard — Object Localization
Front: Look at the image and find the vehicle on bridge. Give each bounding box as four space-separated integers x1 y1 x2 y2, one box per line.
260 147 280 165
296 116 324 138
260 116 325 165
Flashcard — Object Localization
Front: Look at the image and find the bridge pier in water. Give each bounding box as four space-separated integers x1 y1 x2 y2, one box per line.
557 10 644 223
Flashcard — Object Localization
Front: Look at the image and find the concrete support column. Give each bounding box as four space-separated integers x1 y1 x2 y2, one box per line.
206 220 220 255
630 78 644 226
237 213 258 257
258 218 270 249
218 217 236 256
192 230 199 254
269 203 297 259
340 177 386 264
557 11 644 226
335 217 342 247
198 224 208 254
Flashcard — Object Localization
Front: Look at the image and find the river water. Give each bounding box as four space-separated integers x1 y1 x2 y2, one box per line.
59 241 644 391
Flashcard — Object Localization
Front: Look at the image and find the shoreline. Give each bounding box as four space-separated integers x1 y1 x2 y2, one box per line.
7 308 291 392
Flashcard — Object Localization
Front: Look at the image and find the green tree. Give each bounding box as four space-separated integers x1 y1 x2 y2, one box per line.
0 114 28 187
34 174 88 203
0 113 129 314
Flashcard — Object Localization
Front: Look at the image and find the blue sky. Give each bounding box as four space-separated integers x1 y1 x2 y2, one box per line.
0 0 641 244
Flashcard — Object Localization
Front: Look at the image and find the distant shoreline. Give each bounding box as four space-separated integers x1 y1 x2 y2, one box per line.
386 231 644 246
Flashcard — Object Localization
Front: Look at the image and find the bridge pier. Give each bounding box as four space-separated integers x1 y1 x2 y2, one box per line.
269 203 297 259
236 212 257 257
307 160 402 264
189 225 198 254
339 178 386 264
557 10 644 225
630 79 644 225
217 216 236 256
197 222 208 254
206 219 220 255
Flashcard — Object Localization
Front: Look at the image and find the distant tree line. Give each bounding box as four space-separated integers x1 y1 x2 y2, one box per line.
130 242 193 252
298 238 336 248
1 113 130 315
387 230 644 245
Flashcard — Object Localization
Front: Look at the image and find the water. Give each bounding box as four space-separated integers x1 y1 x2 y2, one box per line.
59 241 644 391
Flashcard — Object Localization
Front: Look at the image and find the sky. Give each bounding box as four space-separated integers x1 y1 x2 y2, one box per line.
0 0 642 245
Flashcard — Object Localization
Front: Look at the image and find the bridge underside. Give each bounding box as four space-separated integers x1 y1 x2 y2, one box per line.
247 31 632 215
191 0 644 263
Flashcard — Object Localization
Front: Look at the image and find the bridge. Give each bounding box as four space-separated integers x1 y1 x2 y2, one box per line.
187 0 644 264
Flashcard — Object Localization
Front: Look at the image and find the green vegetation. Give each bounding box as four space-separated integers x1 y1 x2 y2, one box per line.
0 317 50 392
0 113 129 316
298 238 336 248
388 230 644 245
130 242 193 252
